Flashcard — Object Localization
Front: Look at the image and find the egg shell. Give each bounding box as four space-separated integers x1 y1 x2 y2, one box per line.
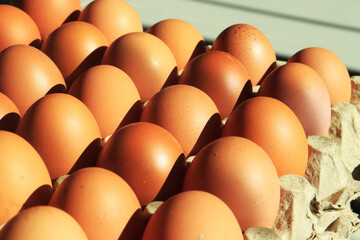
69 64 142 138
287 47 351 104
10 0 81 39
258 62 332 137
97 122 186 206
16 93 102 180
0 44 66 116
49 167 145 240
183 136 280 231
140 84 222 157
0 206 88 240
178 50 252 119
146 18 207 70
41 21 109 88
222 96 308 176
101 32 178 102
212 23 277 86
142 190 243 240
78 0 143 44
0 131 52 225
0 5 41 53
0 92 20 132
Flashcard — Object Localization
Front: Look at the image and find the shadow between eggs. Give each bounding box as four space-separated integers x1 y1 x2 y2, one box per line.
161 39 207 90
188 112 223 157
232 79 253 111
153 153 187 203
119 208 146 240
67 138 103 175
119 154 189 239
160 66 179 90
21 184 53 211
256 61 278 86
29 39 42 50
115 100 143 132
188 40 207 65
62 10 81 24
0 112 20 132
46 83 67 95
65 46 108 89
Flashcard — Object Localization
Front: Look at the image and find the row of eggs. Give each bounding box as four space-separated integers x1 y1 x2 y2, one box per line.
0 0 353 239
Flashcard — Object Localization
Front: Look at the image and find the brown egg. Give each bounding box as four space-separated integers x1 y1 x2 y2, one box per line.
101 32 178 102
258 62 331 137
0 5 41 52
49 167 145 240
97 122 186 206
222 96 308 176
183 136 280 231
178 50 252 119
41 21 108 88
146 18 207 70
0 206 88 240
212 23 277 86
0 44 66 116
0 131 52 225
69 64 142 138
78 0 143 44
287 47 351 104
140 84 222 157
0 92 20 132
16 93 102 181
142 190 243 240
10 0 81 39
